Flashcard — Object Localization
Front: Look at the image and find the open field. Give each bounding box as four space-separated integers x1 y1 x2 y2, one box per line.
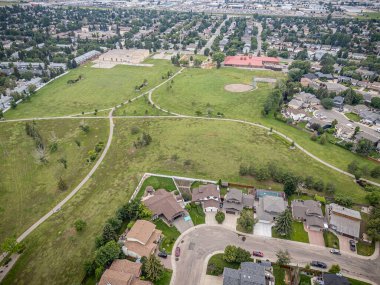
4 59 179 119
113 95 169 117
1 117 369 284
152 67 380 183
0 119 108 244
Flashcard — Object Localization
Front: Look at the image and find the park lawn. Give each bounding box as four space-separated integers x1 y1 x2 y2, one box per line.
357 241 375 256
113 95 169 117
206 253 240 276
345 112 361 122
272 221 309 243
152 66 380 184
2 118 369 284
323 231 340 249
154 219 180 254
5 59 179 119
187 203 206 225
273 265 286 285
154 269 172 285
0 118 108 244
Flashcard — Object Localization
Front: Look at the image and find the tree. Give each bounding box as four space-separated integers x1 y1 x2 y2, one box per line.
1 237 23 254
371 97 380 109
267 49 278 57
28 84 37 95
237 209 255 233
288 68 304 82
212 52 225 69
276 249 291 266
57 177 68 191
283 174 298 197
144 254 164 281
95 240 121 267
74 219 87 232
215 211 225 224
348 161 359 174
367 207 380 241
329 264 341 274
319 133 328 145
102 223 117 242
223 245 251 263
289 60 310 74
321 98 334 110
366 192 380 207
204 48 210 56
274 209 293 237
356 138 375 156
326 183 336 195
371 166 380 178
0 109 3 119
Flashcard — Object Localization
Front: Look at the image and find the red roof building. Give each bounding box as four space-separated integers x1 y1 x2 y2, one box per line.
224 55 280 68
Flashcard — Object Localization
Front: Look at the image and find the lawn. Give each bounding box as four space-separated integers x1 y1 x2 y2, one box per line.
0 118 369 284
136 175 178 200
347 277 372 285
272 221 309 243
187 203 205 225
273 265 286 285
113 95 169 117
5 59 179 119
154 219 180 254
299 273 312 285
0 119 108 244
152 66 380 184
206 253 240 276
323 231 340 249
154 269 172 285
345 112 361 122
356 241 375 256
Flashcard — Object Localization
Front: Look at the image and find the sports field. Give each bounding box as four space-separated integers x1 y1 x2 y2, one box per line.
0 119 108 244
4 59 179 119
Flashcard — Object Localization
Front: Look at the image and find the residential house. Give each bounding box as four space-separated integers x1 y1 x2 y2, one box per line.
223 188 254 214
143 189 185 223
359 110 380 125
323 83 348 94
335 124 355 141
369 82 380 92
283 108 308 122
99 259 152 285
327 203 361 239
291 200 326 231
321 273 350 285
287 99 303 110
223 262 274 285
315 72 334 80
74 50 101 65
355 131 379 146
307 117 332 130
192 184 220 212
257 196 287 222
123 220 161 258
293 92 320 108
333 96 345 109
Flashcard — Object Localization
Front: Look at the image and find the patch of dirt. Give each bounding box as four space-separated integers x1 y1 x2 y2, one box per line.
224 83 253 93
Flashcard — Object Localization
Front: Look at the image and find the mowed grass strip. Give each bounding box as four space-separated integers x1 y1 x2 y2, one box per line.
5 59 179 119
2 118 368 284
0 118 108 244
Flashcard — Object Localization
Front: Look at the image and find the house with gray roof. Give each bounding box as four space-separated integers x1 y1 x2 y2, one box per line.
223 188 254 214
192 184 220 212
291 200 326 231
223 262 274 285
327 203 361 239
257 196 287 222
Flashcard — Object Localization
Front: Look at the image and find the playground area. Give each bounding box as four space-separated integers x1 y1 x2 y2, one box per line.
92 49 151 68
224 83 254 93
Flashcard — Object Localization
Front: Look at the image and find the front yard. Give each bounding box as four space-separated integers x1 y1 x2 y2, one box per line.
273 265 286 285
154 219 181 254
357 241 375 256
345 112 361 122
187 203 206 225
206 253 243 276
323 231 340 249
272 221 309 243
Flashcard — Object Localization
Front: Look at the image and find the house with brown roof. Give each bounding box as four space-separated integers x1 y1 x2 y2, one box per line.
99 259 152 285
192 184 220 212
123 220 161 258
143 189 185 223
291 200 326 231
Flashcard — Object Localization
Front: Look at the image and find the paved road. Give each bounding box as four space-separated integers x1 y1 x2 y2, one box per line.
200 16 229 55
170 226 380 285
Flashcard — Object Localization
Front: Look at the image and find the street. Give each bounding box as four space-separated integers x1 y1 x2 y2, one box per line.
170 226 379 285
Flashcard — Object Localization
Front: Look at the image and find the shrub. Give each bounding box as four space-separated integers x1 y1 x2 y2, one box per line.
215 211 225 224
74 219 87 232
131 126 140 135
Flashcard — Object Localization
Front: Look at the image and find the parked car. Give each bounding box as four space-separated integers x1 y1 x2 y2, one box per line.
158 251 167 258
311 261 327 269
175 247 181 257
349 240 356 251
252 251 264 257
330 249 341 255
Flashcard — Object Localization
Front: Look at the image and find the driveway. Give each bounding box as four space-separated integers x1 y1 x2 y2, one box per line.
205 212 238 231
156 251 172 269
170 226 380 285
338 234 355 253
203 275 223 285
254 222 273 237
305 226 325 246
172 215 194 233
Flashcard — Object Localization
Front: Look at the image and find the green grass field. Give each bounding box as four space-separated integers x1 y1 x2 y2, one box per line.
114 95 169 117
272 221 309 243
323 231 340 249
5 59 179 119
0 119 108 244
345 112 361 122
151 67 380 184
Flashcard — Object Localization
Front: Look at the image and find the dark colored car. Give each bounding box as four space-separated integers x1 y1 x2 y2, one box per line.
252 251 264 257
311 261 327 269
175 247 181 257
158 251 167 258
349 240 356 251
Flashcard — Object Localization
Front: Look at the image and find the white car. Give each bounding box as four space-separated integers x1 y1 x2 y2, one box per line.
330 249 341 255
376 128 380 133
